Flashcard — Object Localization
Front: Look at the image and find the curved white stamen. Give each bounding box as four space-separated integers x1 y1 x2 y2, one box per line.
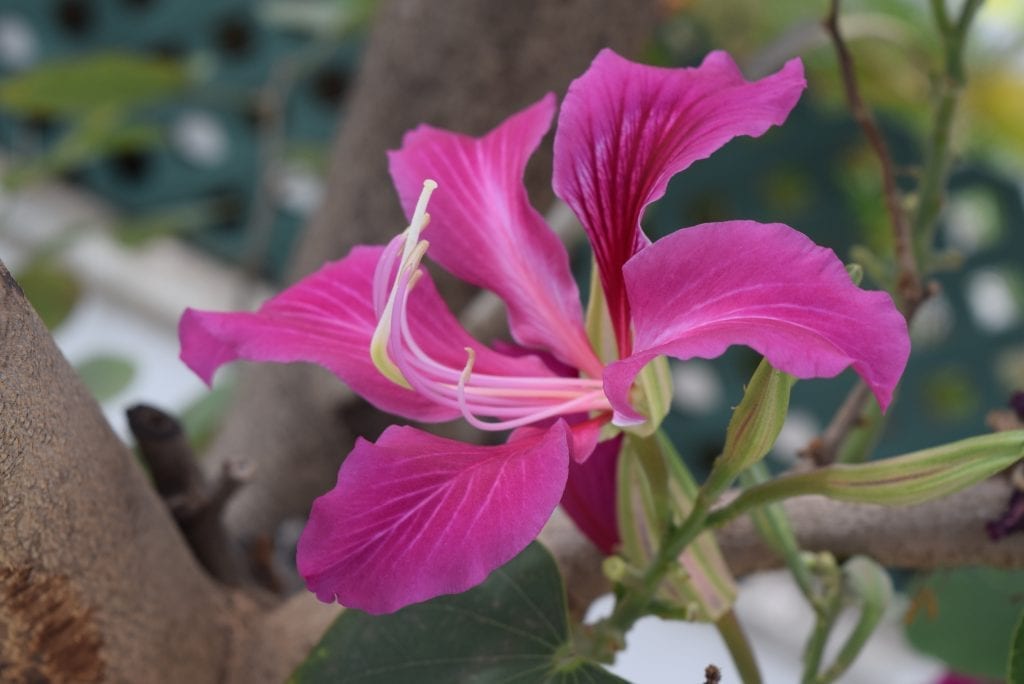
372 178 612 430
369 178 435 387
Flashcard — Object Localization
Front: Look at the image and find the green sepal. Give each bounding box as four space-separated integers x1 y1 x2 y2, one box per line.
704 358 796 497
627 356 672 438
585 262 618 366
584 258 671 437
615 433 737 622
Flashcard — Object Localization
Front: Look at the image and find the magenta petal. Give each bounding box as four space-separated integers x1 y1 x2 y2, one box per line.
388 96 598 374
604 221 910 423
553 50 806 350
297 421 572 614
180 246 553 423
560 435 623 554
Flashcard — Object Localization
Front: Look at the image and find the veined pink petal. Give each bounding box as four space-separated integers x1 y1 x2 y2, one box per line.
180 246 555 423
388 96 600 376
553 49 806 354
297 421 572 614
560 435 623 554
509 413 607 464
604 221 910 424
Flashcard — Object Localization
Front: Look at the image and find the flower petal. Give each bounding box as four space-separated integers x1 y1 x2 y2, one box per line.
296 421 572 614
560 435 623 554
604 221 910 424
388 96 599 375
553 49 806 352
180 246 554 423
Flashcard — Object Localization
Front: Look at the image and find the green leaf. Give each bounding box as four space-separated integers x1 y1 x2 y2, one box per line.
907 568 1024 679
15 259 81 330
0 53 188 116
4 107 160 189
290 542 627 683
77 355 136 401
1010 610 1024 684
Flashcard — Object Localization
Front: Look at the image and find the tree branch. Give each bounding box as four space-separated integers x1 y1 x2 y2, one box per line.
716 478 1024 575
128 404 252 587
0 261 239 682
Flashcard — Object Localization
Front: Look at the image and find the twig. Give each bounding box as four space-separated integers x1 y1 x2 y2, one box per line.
801 381 872 466
808 0 980 465
824 0 923 314
128 404 252 586
912 0 984 270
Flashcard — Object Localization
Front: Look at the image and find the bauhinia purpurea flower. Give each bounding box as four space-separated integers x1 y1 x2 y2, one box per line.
179 50 910 614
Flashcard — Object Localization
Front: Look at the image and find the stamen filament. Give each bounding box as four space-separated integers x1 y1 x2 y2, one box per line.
372 178 614 431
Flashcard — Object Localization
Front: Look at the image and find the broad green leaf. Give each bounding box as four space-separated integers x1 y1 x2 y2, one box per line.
16 259 81 330
77 355 135 401
0 53 188 116
907 568 1024 679
290 542 627 683
1010 610 1024 684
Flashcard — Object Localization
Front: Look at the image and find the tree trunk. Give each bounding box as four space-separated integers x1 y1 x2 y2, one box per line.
0 262 237 682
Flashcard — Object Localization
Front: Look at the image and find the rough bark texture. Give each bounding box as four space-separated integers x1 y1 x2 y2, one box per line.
717 478 1024 575
206 0 662 545
0 261 236 683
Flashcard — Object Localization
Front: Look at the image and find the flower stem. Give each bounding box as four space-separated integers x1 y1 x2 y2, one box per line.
739 462 817 607
599 491 714 635
716 609 763 684
801 560 843 684
591 431 754 673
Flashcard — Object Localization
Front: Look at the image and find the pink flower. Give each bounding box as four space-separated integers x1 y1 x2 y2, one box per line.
179 50 910 614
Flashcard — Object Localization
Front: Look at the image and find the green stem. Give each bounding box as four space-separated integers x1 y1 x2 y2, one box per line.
716 609 763 684
705 474 823 530
801 562 843 684
600 491 713 634
816 597 885 684
739 464 817 606
914 0 984 268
